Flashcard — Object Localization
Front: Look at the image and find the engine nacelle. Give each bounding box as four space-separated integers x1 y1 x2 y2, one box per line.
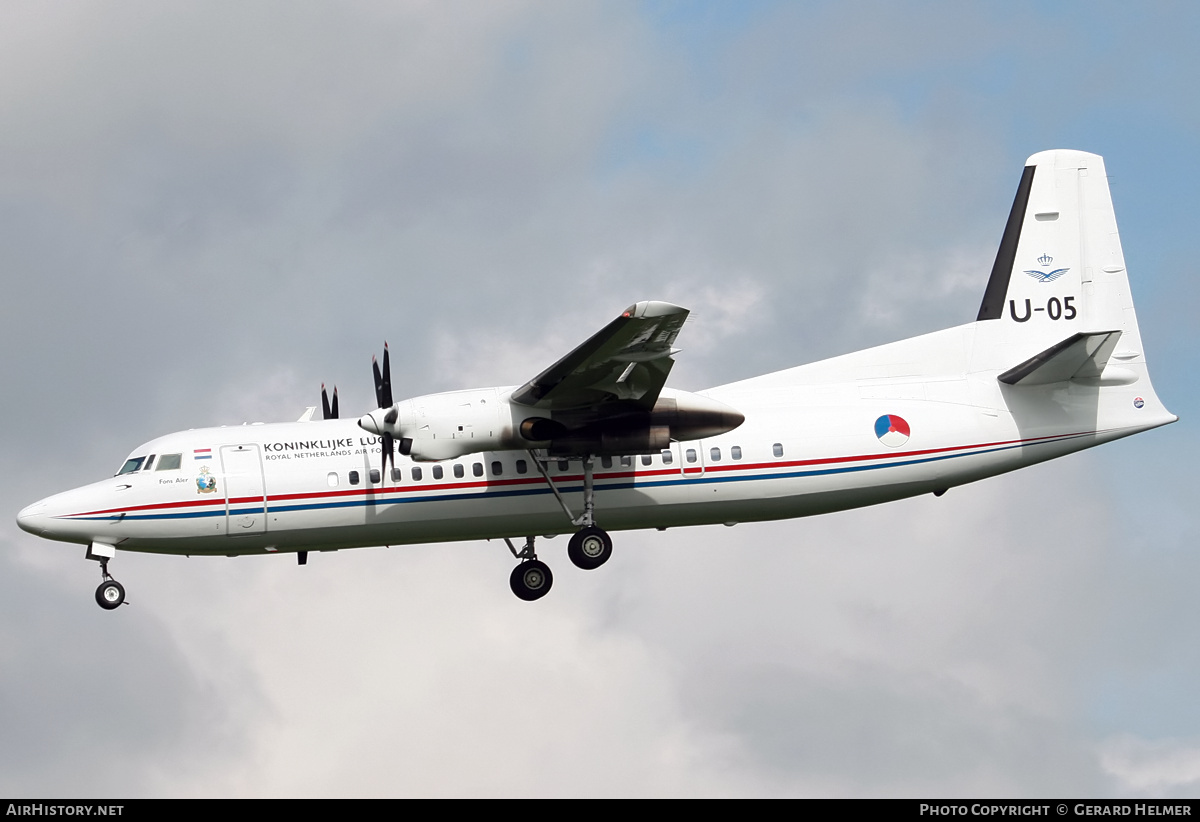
358 386 744 461
359 386 524 461
517 388 744 456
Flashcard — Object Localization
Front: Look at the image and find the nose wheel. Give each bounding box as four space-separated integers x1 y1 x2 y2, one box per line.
96 578 126 610
87 545 127 610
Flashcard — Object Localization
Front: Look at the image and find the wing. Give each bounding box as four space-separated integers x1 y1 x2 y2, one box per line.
511 301 688 411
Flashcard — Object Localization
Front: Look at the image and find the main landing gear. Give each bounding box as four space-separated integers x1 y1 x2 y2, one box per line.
505 536 554 601
568 526 612 570
88 542 126 610
502 454 616 601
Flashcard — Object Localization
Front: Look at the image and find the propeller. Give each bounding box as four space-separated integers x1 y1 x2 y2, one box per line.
371 343 396 479
372 343 393 408
321 383 339 420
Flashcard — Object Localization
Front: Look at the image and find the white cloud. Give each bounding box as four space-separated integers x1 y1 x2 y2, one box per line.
1100 736 1200 797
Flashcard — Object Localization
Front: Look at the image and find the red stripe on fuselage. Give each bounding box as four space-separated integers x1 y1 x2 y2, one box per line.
61 429 1100 519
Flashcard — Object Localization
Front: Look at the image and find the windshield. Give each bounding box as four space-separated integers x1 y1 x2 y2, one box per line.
116 456 146 476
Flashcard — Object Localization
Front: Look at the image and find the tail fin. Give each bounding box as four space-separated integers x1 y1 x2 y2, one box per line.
972 150 1175 434
973 150 1147 372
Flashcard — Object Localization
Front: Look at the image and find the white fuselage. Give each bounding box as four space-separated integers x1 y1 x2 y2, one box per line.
16 321 1175 558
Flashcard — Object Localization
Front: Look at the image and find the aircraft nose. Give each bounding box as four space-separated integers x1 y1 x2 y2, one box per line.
16 500 49 536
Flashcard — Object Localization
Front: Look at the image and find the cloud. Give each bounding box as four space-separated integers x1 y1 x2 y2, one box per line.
0 545 262 796
1100 736 1200 797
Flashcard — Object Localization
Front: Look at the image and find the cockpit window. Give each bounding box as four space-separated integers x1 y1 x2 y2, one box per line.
156 454 183 471
117 457 146 475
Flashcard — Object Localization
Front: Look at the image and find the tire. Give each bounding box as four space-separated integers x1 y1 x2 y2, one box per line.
510 560 553 601
568 526 612 570
95 580 125 610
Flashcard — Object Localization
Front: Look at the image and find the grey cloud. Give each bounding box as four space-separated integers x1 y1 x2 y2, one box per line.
0 545 261 796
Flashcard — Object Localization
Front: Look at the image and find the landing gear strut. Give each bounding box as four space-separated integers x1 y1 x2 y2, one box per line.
500 454 621 601
89 545 126 610
505 536 553 601
530 452 615 571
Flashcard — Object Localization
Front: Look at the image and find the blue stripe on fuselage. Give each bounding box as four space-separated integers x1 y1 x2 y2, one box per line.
61 433 1090 522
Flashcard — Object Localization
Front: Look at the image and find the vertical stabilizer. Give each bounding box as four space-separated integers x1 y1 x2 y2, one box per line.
973 150 1148 371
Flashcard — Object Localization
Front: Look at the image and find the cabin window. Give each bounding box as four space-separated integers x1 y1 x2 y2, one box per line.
473 462 483 477
685 449 697 463
453 464 465 479
491 461 503 476
411 466 423 481
557 460 569 472
620 455 632 467
116 457 146 476
349 471 360 485
516 459 528 475
433 465 444 480
641 454 652 466
327 472 338 487
601 456 613 469
773 442 784 458
143 455 156 471
157 454 182 470
661 450 673 465
731 446 742 460
710 447 721 462
391 467 403 482
369 469 380 484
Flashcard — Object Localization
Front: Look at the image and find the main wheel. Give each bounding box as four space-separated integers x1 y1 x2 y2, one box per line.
95 580 125 610
510 560 553 601
568 526 612 570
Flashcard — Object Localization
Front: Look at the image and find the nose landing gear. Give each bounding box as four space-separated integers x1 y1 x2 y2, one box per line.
96 575 126 610
87 542 126 610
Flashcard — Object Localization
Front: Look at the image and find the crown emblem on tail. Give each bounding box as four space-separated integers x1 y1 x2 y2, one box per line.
1025 252 1069 283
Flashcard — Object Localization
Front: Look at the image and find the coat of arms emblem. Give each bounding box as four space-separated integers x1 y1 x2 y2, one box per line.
196 465 218 494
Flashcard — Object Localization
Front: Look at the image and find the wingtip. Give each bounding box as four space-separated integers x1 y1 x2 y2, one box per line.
624 301 688 319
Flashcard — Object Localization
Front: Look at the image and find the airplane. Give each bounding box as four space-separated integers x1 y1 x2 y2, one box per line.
16 149 1176 610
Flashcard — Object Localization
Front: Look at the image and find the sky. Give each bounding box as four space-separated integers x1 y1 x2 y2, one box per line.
1 0 1198 798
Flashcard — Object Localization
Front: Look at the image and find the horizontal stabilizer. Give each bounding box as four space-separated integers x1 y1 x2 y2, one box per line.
998 331 1122 386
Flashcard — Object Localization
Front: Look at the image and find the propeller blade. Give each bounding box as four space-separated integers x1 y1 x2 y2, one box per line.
372 357 384 408
321 384 339 420
382 432 394 479
371 343 396 479
380 343 393 408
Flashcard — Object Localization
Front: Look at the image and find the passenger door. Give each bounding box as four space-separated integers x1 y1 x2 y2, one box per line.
221 444 267 535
